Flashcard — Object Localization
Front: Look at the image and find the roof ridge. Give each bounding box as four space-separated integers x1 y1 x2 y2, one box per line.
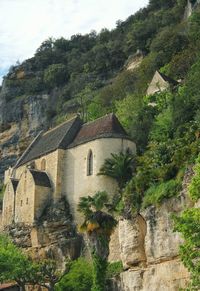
43 115 78 136
157 70 178 84
82 113 114 127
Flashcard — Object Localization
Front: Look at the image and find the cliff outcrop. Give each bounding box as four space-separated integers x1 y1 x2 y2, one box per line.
108 168 195 291
4 198 82 268
0 79 52 179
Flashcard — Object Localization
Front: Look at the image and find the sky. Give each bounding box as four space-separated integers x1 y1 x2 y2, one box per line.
0 0 149 84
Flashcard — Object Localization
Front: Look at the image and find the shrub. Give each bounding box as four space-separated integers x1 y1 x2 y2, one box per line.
106 261 123 279
56 258 93 291
188 155 200 201
44 64 69 88
173 208 200 290
142 179 181 208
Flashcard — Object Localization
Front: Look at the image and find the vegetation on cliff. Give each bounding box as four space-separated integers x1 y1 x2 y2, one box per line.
78 191 117 291
1 0 200 289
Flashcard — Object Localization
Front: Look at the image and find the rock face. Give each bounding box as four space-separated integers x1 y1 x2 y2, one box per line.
4 198 82 268
119 215 147 269
0 77 56 180
108 169 194 291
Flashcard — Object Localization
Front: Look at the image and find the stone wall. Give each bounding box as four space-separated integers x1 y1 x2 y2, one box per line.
147 71 169 96
33 149 64 201
2 180 15 225
14 169 51 224
13 149 64 202
15 169 35 224
63 137 136 222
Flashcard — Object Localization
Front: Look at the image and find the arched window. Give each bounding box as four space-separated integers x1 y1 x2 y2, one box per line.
87 150 93 176
41 159 46 171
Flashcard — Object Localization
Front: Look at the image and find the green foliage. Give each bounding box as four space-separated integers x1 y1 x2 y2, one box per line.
142 179 181 208
189 8 200 48
78 191 116 234
78 193 117 291
56 258 93 291
173 208 200 290
150 23 188 67
0 235 38 290
0 235 71 291
106 261 123 279
92 253 107 291
116 94 156 153
98 150 135 190
44 63 68 88
150 107 173 142
188 155 200 201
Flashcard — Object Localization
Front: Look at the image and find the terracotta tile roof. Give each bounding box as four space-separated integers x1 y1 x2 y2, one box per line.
30 169 51 188
68 113 129 147
16 116 82 167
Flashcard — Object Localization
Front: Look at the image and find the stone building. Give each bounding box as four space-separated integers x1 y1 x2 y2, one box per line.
146 70 178 96
2 113 136 226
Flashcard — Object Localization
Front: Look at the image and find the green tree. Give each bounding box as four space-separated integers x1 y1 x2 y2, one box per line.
188 155 200 201
0 236 70 291
78 191 117 291
36 259 70 291
173 208 200 290
98 151 135 191
56 258 93 291
0 235 38 291
44 64 69 88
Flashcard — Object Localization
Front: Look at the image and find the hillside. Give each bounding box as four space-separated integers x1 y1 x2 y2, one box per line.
0 0 200 289
0 0 192 178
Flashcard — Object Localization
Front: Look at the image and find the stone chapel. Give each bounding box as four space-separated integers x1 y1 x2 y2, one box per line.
2 113 136 226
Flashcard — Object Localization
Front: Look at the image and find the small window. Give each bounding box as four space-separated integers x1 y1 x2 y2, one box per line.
20 200 23 206
26 198 29 205
41 159 46 171
87 150 93 176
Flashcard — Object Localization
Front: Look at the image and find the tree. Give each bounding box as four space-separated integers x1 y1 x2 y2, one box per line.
0 235 69 291
78 191 117 291
188 155 200 201
44 64 69 88
36 259 70 291
0 235 38 291
56 258 93 291
98 150 135 190
173 208 200 290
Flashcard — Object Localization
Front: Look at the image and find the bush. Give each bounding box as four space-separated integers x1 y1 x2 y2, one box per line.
56 258 93 291
173 208 200 290
44 64 69 88
188 155 200 201
106 261 123 279
142 179 181 208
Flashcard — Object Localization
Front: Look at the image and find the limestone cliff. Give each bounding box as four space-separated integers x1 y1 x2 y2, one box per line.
108 168 195 291
0 76 58 180
4 198 82 269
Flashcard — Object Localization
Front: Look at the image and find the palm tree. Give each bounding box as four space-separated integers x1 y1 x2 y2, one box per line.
78 191 117 291
98 150 135 191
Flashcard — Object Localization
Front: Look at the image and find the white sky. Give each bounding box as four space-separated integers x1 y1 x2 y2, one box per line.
0 0 149 83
